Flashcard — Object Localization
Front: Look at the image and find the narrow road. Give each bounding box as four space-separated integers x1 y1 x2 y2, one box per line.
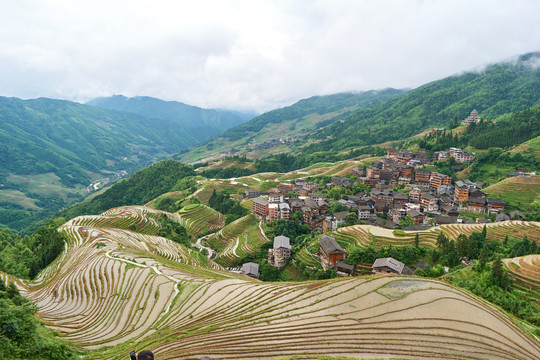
195 233 217 259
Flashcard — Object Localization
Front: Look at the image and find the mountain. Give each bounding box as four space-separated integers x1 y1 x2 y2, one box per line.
87 95 254 133
306 52 540 153
175 89 405 163
178 52 540 164
0 96 234 230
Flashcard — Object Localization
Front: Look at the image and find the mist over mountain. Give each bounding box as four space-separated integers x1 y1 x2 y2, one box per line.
87 95 255 133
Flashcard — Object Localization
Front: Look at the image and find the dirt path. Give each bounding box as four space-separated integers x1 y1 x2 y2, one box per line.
232 237 240 257
195 233 217 258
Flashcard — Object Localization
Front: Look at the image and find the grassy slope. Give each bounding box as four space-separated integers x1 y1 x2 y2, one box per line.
483 176 540 211
175 90 404 163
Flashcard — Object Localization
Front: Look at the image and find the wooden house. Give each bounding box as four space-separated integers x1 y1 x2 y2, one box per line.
319 235 347 270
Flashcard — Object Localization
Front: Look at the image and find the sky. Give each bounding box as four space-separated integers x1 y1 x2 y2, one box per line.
0 0 539 113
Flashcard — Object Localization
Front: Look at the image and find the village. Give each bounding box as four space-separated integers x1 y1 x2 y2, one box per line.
239 112 535 278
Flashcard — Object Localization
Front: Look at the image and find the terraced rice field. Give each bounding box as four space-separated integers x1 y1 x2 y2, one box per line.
177 204 225 239
334 221 540 249
504 254 540 288
206 214 269 266
10 207 540 359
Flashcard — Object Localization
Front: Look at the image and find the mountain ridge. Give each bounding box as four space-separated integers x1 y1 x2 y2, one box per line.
87 94 255 131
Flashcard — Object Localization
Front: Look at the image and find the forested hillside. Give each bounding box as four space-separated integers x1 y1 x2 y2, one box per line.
87 95 254 134
220 89 404 140
0 97 209 230
58 160 194 222
175 89 404 162
307 52 540 153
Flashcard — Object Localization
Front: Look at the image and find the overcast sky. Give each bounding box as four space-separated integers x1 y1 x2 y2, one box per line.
0 0 539 113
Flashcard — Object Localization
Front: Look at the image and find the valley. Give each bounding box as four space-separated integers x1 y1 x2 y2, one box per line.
0 51 539 360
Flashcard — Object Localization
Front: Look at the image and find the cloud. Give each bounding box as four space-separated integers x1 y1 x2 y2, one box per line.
0 0 539 112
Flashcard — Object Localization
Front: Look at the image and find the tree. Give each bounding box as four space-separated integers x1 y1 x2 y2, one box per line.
491 256 503 286
477 246 489 272
400 216 414 228
259 262 279 281
414 233 420 248
436 232 450 254
345 212 357 226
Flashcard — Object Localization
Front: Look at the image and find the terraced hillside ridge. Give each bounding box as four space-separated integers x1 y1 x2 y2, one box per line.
10 207 540 359
206 214 269 266
504 254 540 288
335 221 540 249
177 204 226 239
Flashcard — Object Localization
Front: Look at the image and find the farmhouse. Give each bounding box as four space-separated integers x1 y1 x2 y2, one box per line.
268 235 292 268
245 189 260 198
319 235 347 270
241 262 259 278
486 198 506 213
372 257 413 275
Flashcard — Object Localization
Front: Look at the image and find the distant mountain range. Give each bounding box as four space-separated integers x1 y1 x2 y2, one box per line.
177 51 540 163
87 95 255 133
176 89 405 162
0 96 253 230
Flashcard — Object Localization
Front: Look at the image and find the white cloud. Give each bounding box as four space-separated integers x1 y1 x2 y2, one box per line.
0 0 539 112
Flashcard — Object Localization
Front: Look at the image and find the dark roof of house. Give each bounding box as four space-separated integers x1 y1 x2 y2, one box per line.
273 235 291 250
372 257 405 274
304 198 319 209
467 197 485 204
253 198 269 206
402 266 414 275
336 261 354 272
408 209 421 218
486 198 505 205
414 260 427 269
384 220 399 229
242 262 259 277
476 218 491 224
393 192 409 200
510 210 525 218
333 211 349 221
436 215 458 224
496 213 510 221
320 235 346 254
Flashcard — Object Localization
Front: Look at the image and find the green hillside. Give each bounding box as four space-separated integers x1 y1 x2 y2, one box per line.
0 97 208 230
87 95 254 133
176 89 404 162
307 52 540 153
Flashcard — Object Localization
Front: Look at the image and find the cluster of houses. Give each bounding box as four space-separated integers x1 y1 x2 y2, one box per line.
249 149 508 231
243 232 413 277
433 147 475 163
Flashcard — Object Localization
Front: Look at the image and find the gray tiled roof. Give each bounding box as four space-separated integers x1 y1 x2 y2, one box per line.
242 262 259 277
253 198 269 206
273 235 291 250
320 235 346 254
372 257 405 274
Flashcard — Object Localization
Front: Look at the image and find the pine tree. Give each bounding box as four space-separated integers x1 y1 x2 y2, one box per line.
478 246 489 272
491 256 503 287
414 233 420 248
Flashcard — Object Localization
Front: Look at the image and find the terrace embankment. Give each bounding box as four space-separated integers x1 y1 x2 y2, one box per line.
13 206 540 359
